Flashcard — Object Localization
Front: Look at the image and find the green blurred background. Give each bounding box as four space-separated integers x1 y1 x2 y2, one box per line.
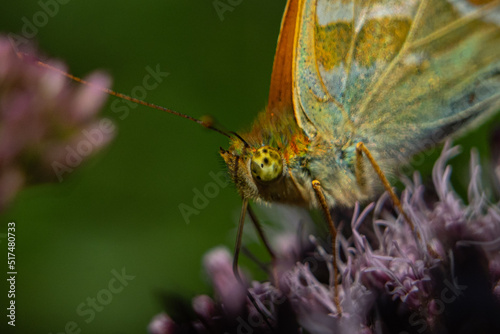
0 1 286 333
0 1 498 333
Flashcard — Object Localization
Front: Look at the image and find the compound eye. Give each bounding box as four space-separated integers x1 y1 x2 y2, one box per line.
250 146 283 182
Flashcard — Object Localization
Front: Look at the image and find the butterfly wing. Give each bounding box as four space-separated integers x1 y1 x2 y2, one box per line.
267 0 301 114
293 0 500 158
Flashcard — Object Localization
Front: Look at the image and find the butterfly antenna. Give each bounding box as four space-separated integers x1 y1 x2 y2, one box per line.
32 56 235 140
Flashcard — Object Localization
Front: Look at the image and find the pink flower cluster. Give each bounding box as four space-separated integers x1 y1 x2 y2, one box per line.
150 143 500 334
0 37 114 210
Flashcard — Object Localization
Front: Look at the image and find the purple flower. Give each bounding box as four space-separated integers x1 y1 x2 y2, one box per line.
150 142 500 333
203 247 247 316
0 36 114 210
149 314 178 334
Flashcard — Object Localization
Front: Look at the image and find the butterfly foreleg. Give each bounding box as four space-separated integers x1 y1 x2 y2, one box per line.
247 204 279 286
355 144 368 194
311 180 342 316
232 199 277 281
233 198 277 331
233 198 248 284
355 142 421 241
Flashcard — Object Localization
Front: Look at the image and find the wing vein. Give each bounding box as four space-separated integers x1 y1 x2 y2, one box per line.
344 0 362 86
410 0 500 50
355 0 429 117
313 0 350 120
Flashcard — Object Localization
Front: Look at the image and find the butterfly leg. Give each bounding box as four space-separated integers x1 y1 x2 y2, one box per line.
247 205 279 286
232 199 278 282
312 180 342 316
233 198 276 331
233 198 248 284
355 142 421 241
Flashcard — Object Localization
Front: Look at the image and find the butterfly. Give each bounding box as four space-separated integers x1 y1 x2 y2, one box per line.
34 0 500 314
215 0 500 307
222 0 500 208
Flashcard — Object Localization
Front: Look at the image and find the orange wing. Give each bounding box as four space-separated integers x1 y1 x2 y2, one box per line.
267 0 301 114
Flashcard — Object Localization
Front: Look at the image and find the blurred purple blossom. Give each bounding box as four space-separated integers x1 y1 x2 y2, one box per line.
150 143 500 333
0 36 114 210
203 247 247 316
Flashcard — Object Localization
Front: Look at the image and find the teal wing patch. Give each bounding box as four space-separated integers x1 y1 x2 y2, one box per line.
294 0 500 157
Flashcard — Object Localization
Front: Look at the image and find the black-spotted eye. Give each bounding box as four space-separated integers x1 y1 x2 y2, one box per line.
250 146 283 182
